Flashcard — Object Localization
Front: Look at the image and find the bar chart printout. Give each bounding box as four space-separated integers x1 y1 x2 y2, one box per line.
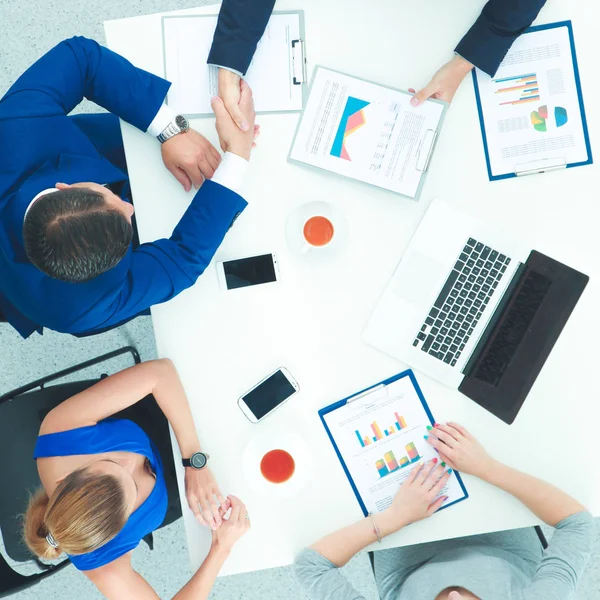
375 442 421 479
355 412 408 447
494 73 539 106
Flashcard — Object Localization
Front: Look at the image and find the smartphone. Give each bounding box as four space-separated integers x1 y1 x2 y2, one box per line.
217 253 279 290
238 368 300 423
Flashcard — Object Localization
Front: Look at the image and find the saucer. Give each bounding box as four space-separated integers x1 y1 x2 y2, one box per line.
285 201 348 258
241 431 312 499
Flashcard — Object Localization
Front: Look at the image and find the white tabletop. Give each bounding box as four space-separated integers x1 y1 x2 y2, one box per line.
105 0 600 576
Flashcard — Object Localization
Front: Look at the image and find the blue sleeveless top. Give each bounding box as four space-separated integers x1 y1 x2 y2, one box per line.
34 419 168 571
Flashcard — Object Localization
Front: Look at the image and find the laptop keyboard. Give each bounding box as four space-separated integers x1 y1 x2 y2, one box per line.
412 238 511 367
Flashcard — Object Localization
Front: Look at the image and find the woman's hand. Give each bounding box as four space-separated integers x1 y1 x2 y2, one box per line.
409 55 474 105
211 496 251 553
425 422 495 478
378 459 451 535
185 468 226 530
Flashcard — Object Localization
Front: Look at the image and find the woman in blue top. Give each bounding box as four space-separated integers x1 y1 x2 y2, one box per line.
295 422 593 600
23 358 250 599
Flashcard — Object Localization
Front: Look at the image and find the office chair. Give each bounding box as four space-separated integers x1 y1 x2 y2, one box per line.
0 346 182 597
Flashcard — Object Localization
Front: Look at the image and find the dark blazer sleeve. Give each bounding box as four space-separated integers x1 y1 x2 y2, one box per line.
0 36 170 132
104 180 247 325
455 0 548 77
207 0 276 75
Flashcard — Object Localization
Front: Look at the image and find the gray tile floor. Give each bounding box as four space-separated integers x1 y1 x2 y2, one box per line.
0 0 598 598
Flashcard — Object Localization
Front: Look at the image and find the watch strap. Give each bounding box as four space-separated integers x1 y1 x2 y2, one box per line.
182 457 192 467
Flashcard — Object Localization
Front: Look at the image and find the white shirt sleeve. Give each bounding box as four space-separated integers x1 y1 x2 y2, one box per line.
211 152 249 194
147 104 176 137
209 64 244 78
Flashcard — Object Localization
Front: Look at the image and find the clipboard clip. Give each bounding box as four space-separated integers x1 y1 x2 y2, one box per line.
514 157 567 177
415 129 437 173
291 39 307 85
347 384 386 405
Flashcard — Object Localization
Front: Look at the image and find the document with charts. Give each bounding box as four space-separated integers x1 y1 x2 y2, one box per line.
289 67 447 200
473 21 592 180
319 371 468 516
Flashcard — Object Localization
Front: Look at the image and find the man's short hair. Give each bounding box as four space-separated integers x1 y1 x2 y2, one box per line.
23 188 133 283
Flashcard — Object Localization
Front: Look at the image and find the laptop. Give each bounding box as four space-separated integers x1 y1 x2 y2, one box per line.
363 199 589 424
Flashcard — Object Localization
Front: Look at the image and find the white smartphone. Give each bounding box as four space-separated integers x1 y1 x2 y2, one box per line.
216 253 279 291
238 367 300 423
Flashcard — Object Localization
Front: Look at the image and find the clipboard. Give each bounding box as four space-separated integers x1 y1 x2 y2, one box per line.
318 369 469 517
161 11 308 118
288 66 448 201
472 21 593 181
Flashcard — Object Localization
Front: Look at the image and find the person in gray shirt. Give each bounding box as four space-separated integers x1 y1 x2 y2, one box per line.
295 422 593 600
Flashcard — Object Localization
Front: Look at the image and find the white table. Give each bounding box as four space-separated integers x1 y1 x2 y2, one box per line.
105 0 600 576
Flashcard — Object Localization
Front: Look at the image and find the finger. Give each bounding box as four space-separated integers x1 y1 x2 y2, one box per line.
215 487 227 505
209 494 222 527
415 458 438 485
434 423 462 443
188 495 208 527
253 125 261 140
224 99 249 132
185 163 204 189
199 494 217 530
411 82 438 106
430 467 452 496
427 494 449 516
209 145 222 168
171 166 192 192
198 158 215 180
437 452 457 471
408 88 416 94
407 460 426 484
446 422 472 439
239 80 255 114
424 462 446 488
211 95 229 120
427 427 457 450
229 496 242 522
55 182 71 190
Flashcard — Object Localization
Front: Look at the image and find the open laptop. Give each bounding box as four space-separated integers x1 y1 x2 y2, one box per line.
363 199 589 424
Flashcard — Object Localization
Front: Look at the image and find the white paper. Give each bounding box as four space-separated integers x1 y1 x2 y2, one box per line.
475 25 589 178
323 376 467 515
289 68 445 198
163 13 304 115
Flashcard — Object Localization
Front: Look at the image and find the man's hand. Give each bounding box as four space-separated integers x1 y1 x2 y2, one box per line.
185 467 226 530
212 80 257 161
161 129 222 192
218 68 249 132
410 55 474 106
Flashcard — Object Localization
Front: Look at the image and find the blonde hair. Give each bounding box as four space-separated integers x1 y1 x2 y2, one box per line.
23 468 128 560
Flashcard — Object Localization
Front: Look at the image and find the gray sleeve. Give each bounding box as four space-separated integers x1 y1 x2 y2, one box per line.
521 511 595 600
294 549 366 600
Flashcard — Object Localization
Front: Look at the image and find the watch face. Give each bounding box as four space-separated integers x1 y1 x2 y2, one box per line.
175 115 189 131
191 452 207 469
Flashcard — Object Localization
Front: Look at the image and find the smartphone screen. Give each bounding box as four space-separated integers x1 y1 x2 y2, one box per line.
222 254 277 290
242 370 297 420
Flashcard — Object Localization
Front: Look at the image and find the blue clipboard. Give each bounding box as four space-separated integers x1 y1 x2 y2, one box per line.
472 20 593 182
318 369 469 516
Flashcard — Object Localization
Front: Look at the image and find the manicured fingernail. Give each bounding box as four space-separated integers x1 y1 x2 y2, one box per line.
432 457 438 464
434 423 440 427
411 96 420 106
240 121 249 131
447 468 453 474
441 462 446 467
424 435 428 440
426 425 433 431
442 496 449 501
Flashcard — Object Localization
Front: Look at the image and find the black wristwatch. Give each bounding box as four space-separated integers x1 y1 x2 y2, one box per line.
157 115 189 144
182 451 210 469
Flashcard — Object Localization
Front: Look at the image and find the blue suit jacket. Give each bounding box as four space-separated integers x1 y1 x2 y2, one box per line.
0 37 247 338
456 0 548 76
207 0 276 75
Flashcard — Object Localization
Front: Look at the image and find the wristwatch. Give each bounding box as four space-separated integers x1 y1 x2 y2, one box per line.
157 115 189 144
182 451 210 470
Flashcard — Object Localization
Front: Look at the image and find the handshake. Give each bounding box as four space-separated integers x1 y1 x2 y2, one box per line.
161 69 258 192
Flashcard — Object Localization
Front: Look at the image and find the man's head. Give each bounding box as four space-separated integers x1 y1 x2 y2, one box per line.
23 182 134 283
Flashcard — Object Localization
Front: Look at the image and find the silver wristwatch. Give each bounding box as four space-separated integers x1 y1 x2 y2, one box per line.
157 115 190 143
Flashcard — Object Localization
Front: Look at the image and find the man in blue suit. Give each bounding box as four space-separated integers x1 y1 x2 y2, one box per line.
0 36 256 338
411 0 548 105
208 0 276 132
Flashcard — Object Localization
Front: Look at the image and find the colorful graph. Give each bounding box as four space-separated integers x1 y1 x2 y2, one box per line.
494 73 540 106
555 106 568 127
375 443 421 478
330 96 370 161
355 412 408 447
531 105 548 132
